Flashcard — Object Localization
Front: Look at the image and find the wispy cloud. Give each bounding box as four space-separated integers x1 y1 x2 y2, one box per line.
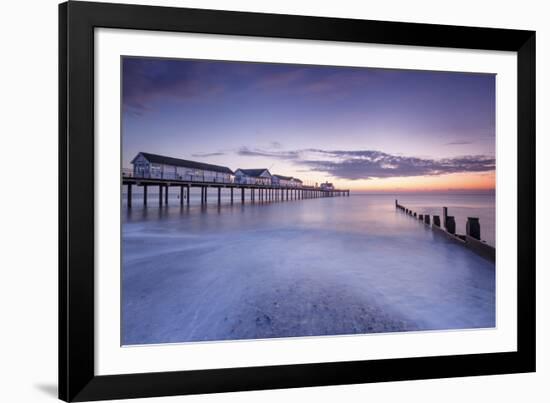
237 147 300 160
301 150 495 180
237 147 495 180
191 152 226 157
446 140 474 145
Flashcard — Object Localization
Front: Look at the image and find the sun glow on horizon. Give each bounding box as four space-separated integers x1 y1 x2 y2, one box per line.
331 171 495 192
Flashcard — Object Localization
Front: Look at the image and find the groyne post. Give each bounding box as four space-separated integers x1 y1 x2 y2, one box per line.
446 216 456 234
433 215 440 227
466 217 481 240
443 207 448 229
424 215 430 225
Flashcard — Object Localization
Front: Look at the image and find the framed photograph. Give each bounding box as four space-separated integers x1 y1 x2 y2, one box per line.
59 1 535 401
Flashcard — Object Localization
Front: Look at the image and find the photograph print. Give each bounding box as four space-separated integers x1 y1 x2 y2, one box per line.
121 56 496 346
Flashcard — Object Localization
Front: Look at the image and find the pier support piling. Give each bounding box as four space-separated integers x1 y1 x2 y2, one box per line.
217 187 221 205
230 188 234 204
159 185 163 206
143 185 147 206
127 184 132 208
180 186 184 206
186 185 190 206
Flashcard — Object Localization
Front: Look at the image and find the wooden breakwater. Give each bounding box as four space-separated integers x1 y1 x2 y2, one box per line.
395 200 495 263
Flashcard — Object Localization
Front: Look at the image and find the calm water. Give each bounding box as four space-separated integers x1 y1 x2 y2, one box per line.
122 193 496 345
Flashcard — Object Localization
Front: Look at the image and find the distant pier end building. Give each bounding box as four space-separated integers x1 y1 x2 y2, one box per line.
320 182 335 191
131 152 234 183
234 168 273 186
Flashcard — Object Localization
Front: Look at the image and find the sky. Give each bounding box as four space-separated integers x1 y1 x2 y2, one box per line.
122 57 496 192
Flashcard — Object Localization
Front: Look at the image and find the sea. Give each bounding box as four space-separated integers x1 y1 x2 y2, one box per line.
121 191 496 345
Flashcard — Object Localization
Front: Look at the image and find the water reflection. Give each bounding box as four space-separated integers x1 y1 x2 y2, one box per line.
122 194 496 345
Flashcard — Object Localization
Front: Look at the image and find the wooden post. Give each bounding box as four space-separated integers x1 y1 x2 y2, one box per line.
424 215 430 225
164 185 168 205
159 185 163 206
443 207 448 229
127 184 132 208
230 187 234 204
217 187 221 205
251 188 254 202
241 187 245 203
186 185 190 206
433 215 441 227
446 216 456 234
204 187 208 203
466 217 480 239
143 184 147 206
180 185 184 206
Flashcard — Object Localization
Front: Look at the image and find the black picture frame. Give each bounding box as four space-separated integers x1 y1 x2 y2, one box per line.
59 1 536 401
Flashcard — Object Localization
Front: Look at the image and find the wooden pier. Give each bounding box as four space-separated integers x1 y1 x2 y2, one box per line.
395 199 495 263
122 175 350 208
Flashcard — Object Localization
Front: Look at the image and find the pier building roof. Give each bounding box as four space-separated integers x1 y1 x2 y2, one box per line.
273 174 293 181
235 168 272 177
133 152 234 175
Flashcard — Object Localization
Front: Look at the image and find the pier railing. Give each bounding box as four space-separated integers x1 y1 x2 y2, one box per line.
122 168 234 184
395 199 495 263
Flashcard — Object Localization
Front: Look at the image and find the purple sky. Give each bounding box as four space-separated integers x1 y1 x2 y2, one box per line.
122 57 495 190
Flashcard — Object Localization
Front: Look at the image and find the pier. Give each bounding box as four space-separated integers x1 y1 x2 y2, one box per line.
395 200 495 263
122 173 350 208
